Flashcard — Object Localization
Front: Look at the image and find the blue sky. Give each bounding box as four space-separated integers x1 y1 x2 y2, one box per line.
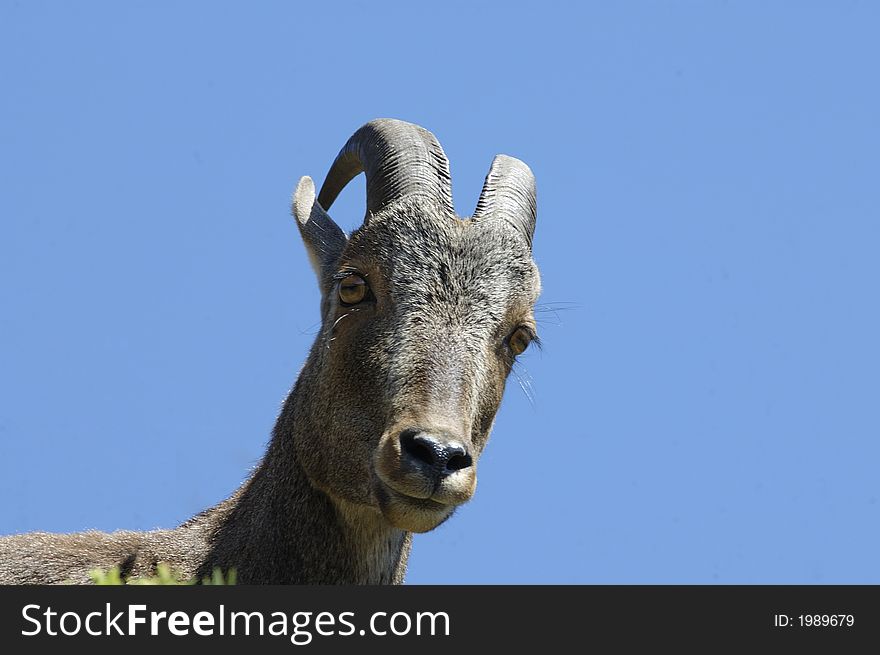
1 1 878 583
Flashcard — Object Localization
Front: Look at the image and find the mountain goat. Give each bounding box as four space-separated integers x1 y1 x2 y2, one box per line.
0 119 541 583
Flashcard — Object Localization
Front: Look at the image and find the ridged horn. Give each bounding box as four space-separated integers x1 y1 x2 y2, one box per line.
317 118 454 218
473 155 537 248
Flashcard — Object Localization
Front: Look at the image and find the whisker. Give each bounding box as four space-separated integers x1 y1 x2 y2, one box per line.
536 314 564 328
325 308 360 349
535 301 579 311
534 300 579 328
298 321 322 336
512 363 536 408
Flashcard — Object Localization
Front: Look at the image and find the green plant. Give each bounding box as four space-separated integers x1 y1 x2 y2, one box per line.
89 563 236 585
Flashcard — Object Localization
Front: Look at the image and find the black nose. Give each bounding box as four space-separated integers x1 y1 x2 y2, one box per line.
399 429 473 478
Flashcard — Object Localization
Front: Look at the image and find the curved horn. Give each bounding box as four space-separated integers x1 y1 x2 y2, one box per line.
473 155 537 248
317 119 454 217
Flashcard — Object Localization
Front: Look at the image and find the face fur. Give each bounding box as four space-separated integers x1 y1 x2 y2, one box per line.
293 197 540 533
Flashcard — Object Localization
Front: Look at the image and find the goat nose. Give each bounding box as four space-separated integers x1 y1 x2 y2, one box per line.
399 429 473 477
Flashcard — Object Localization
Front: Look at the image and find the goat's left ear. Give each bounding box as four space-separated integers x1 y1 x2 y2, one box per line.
292 176 348 282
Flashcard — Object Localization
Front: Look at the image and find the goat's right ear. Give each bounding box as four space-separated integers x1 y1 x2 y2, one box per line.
292 176 348 282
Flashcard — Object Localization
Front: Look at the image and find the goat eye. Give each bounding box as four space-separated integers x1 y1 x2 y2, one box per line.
508 327 533 356
338 274 368 305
